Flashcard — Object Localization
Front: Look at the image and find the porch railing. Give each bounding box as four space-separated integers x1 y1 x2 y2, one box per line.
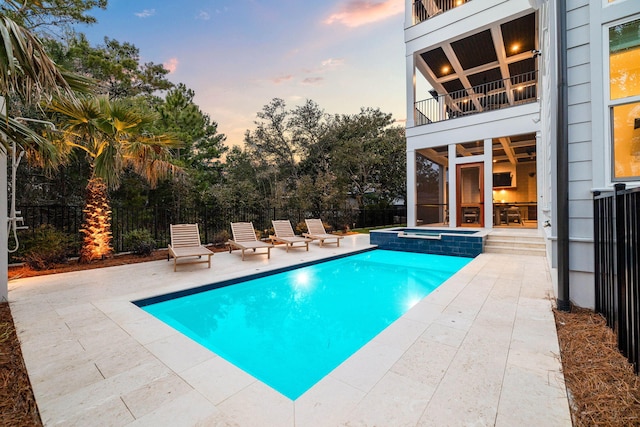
413 0 473 25
414 70 538 126
594 184 640 372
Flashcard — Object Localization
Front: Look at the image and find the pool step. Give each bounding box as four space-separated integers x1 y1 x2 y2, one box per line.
484 233 546 256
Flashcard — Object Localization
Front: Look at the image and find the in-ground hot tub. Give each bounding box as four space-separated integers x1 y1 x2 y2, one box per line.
369 227 488 258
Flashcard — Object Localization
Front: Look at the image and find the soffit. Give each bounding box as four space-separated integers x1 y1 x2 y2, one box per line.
419 12 538 98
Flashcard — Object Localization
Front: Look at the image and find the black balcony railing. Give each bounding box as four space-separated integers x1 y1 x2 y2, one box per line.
413 0 472 25
594 184 640 372
414 70 538 126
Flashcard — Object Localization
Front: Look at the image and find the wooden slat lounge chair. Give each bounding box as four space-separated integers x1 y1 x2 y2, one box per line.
303 219 344 247
168 224 213 272
270 220 311 252
228 222 273 260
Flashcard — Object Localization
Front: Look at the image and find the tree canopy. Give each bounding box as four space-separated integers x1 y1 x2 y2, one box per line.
6 0 407 238
1 0 108 31
243 99 405 212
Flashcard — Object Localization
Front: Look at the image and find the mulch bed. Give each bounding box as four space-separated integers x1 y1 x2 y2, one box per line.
0 302 42 426
8 245 230 280
2 251 640 425
554 307 640 426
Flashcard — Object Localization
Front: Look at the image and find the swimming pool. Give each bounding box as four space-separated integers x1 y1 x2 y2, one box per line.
137 249 471 400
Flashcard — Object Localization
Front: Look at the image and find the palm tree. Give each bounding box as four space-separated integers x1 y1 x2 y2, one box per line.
50 95 182 262
0 10 90 148
0 4 91 300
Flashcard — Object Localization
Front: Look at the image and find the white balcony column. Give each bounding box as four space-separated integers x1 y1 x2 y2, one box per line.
439 97 446 122
406 149 417 226
484 138 494 228
405 0 414 27
535 130 543 231
406 53 416 128
407 150 418 227
448 143 457 227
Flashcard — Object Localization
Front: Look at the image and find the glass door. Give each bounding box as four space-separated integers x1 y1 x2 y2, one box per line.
457 163 484 227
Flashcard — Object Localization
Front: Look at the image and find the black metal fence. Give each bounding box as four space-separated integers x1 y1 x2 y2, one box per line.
594 184 640 372
14 204 407 259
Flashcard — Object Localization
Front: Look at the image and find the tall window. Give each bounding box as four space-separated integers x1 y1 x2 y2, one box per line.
609 18 640 180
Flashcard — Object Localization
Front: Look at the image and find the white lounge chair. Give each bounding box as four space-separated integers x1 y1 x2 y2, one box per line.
303 219 344 247
228 222 273 260
168 224 213 272
270 220 311 252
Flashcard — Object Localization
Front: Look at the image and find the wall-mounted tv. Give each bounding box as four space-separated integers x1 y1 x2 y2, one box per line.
493 172 513 188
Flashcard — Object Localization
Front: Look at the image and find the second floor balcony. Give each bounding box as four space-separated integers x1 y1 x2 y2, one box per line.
414 70 538 126
413 0 473 25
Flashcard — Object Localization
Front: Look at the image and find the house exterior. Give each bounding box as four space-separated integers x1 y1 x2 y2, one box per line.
404 0 640 309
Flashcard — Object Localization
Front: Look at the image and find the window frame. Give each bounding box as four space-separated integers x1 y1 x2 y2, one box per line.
605 14 640 182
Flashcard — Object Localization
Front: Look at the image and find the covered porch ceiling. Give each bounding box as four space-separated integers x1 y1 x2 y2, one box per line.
417 12 538 103
416 133 537 167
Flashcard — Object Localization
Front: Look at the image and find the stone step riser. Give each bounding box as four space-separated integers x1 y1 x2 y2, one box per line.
484 247 546 256
484 234 546 256
485 236 545 243
484 243 545 250
484 241 544 246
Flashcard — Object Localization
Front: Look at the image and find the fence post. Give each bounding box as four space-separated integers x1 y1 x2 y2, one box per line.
203 205 209 244
594 191 601 314
615 183 628 357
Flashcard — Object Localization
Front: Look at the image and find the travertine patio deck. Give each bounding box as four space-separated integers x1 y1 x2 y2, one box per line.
8 233 571 426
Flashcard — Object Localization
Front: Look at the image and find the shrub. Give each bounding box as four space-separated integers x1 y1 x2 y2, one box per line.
123 229 156 256
211 230 230 246
295 221 307 234
17 225 75 270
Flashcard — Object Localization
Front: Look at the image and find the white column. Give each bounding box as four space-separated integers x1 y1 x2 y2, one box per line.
406 53 416 128
535 131 543 231
405 0 414 29
1 96 7 302
484 138 494 228
448 144 457 227
406 149 416 226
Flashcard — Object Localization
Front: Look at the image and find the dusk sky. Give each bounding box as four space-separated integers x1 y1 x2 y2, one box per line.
77 0 407 148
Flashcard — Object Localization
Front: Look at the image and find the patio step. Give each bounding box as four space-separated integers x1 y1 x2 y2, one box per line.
484 233 546 256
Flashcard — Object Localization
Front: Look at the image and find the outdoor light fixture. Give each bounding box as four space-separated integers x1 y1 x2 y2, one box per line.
511 43 520 53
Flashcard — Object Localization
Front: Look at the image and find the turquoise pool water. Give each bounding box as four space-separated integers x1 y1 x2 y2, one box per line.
141 249 471 400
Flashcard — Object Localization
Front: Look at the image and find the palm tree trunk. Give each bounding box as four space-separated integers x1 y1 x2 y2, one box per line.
79 177 113 262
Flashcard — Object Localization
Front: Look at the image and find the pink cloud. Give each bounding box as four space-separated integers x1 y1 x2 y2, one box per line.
324 0 403 28
164 58 179 73
272 75 294 84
